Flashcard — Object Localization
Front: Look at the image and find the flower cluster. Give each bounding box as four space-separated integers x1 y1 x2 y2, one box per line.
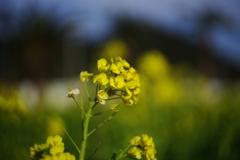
30 135 75 160
86 56 140 105
128 134 157 160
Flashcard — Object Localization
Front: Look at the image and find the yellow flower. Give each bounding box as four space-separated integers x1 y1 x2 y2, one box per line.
110 62 123 74
80 71 94 82
96 90 108 105
140 134 154 150
145 146 157 160
132 87 140 95
122 59 130 68
40 155 52 160
30 143 49 159
128 147 142 159
67 88 80 98
50 144 65 156
47 135 64 147
132 95 139 104
109 76 125 89
121 67 136 81
121 87 132 100
130 136 141 146
98 58 110 72
61 152 76 160
93 73 109 86
125 80 140 90
123 98 134 106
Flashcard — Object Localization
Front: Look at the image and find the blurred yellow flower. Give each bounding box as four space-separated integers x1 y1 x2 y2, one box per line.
130 136 141 146
96 90 108 105
47 115 65 136
140 134 154 150
128 147 142 159
145 146 157 160
67 88 80 98
40 155 52 160
100 40 129 59
30 143 49 159
60 152 76 160
138 50 170 79
80 71 94 82
98 58 110 72
50 144 65 156
47 135 64 147
93 73 109 86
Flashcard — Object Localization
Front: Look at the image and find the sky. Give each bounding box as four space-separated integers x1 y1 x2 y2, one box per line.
1 0 240 69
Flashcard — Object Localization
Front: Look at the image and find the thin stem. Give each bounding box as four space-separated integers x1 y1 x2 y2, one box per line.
84 82 91 102
73 97 86 117
95 85 99 96
80 96 85 118
59 119 81 153
87 112 118 137
116 144 132 160
115 155 127 160
85 142 101 160
92 108 112 116
80 96 85 141
106 97 121 101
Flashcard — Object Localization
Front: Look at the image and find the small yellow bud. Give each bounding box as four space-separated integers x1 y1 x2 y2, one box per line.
96 90 108 105
80 71 94 82
110 104 120 112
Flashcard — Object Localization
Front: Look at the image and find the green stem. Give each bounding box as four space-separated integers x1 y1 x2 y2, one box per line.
59 119 81 153
116 144 132 160
92 108 112 116
115 155 127 160
88 112 117 137
84 82 91 102
73 97 86 117
79 102 96 160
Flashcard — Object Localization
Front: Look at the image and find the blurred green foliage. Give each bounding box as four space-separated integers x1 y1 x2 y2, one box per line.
1 45 240 160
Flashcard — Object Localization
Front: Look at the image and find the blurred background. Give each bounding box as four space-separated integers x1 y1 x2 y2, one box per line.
1 0 240 159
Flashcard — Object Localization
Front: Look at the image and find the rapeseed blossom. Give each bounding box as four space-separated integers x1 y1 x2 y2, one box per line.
80 56 140 106
93 72 109 86
130 136 141 146
30 135 75 160
128 147 142 159
98 58 110 72
80 71 94 82
128 134 157 160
